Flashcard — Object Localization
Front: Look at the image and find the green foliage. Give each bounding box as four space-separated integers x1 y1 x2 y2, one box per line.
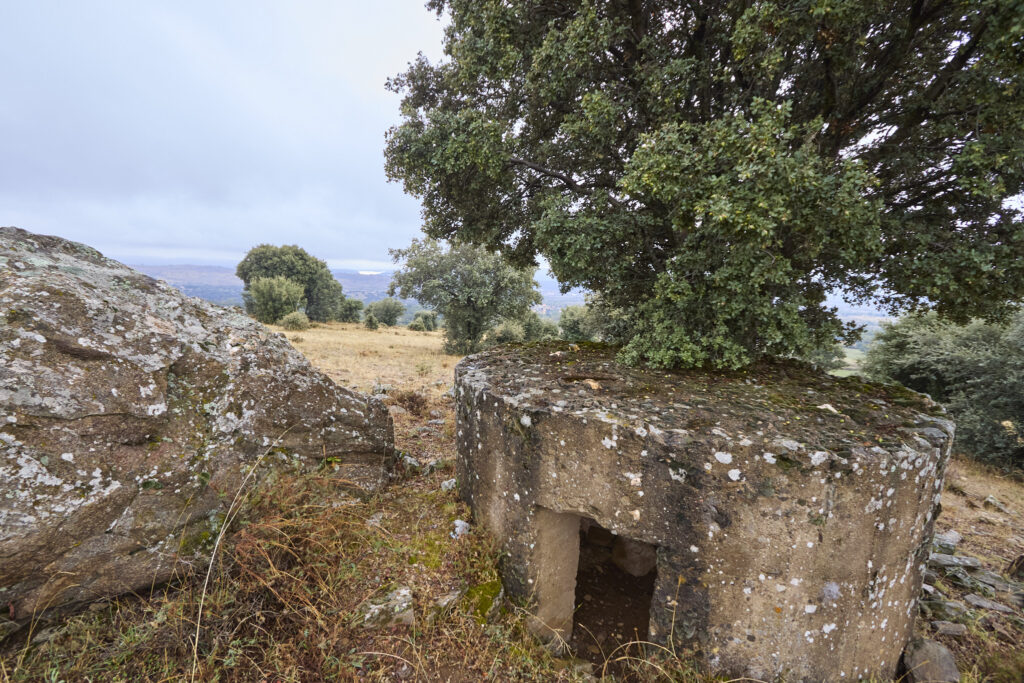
803 343 846 373
365 297 406 326
408 319 427 332
389 238 541 355
412 310 439 331
386 0 1024 369
363 313 380 330
520 311 558 342
558 305 602 343
336 297 364 323
278 311 311 331
237 244 352 322
484 320 525 347
247 276 305 325
865 312 1024 469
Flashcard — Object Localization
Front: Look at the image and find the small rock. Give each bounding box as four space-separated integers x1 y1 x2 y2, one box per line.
924 568 941 585
1007 555 1024 581
433 380 446 387
401 454 421 471
983 495 1011 514
928 553 982 569
932 530 962 555
932 621 967 637
902 637 960 683
964 593 1014 613
360 587 414 628
389 405 408 416
429 409 442 417
921 583 936 595
971 569 1017 594
920 598 969 621
366 512 384 527
441 478 457 492
30 627 58 646
426 588 465 625
451 519 470 539
0 619 20 639
372 381 393 395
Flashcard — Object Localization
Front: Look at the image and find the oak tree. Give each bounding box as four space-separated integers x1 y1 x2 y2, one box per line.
386 0 1024 369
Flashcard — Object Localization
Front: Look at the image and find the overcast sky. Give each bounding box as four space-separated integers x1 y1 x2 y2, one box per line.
0 2 445 270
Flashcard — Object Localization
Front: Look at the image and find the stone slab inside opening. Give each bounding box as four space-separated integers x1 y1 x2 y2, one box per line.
572 517 657 668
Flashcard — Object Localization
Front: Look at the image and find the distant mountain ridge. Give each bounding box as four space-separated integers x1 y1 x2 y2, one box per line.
131 264 888 330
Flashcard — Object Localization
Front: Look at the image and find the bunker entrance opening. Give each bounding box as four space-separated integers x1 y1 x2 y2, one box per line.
571 517 657 668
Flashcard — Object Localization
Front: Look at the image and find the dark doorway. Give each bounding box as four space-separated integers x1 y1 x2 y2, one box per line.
571 518 657 672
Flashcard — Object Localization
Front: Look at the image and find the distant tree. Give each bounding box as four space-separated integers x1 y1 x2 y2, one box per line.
411 310 438 331
803 343 846 372
365 298 406 326
237 244 350 323
389 238 541 354
248 276 305 325
484 319 525 347
336 298 364 323
386 0 1024 369
865 312 1024 469
559 305 601 343
363 312 380 331
521 311 558 342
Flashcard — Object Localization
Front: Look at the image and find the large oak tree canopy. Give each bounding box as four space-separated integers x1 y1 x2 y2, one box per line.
385 0 1024 369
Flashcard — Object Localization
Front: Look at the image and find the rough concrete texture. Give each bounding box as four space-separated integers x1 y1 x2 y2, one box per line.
0 227 394 625
455 344 954 681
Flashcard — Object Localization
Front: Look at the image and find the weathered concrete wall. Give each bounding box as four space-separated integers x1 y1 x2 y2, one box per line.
0 227 394 630
455 345 953 681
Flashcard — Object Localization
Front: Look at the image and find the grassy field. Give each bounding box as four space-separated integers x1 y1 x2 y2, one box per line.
2 325 1022 682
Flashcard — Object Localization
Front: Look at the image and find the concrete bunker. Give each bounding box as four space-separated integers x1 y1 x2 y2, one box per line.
455 345 955 681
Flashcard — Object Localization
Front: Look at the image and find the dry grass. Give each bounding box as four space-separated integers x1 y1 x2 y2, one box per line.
270 322 456 396
3 324 1022 682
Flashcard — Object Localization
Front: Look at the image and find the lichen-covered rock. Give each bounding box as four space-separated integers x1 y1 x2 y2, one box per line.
455 344 954 682
902 637 960 683
0 227 394 627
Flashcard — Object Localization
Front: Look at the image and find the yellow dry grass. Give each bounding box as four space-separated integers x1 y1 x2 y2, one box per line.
268 322 460 395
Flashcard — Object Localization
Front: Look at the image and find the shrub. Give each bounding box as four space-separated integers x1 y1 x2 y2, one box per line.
336 297 364 323
412 310 438 331
365 298 405 326
521 311 558 342
278 311 310 331
865 311 1024 470
484 320 525 347
392 388 428 416
248 276 305 324
363 313 379 330
408 319 426 332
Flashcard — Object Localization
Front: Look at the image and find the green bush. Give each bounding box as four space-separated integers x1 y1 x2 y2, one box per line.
248 276 305 324
521 311 558 342
279 311 310 331
408 319 426 332
237 244 349 323
865 312 1024 470
412 310 438 331
559 305 600 342
336 298 364 323
365 298 405 326
363 313 380 330
484 320 525 347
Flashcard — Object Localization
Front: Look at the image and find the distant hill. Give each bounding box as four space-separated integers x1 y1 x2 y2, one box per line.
132 264 889 332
